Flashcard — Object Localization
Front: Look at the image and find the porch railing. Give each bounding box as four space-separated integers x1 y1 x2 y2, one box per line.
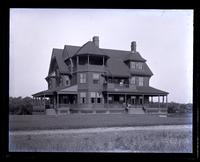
104 83 130 90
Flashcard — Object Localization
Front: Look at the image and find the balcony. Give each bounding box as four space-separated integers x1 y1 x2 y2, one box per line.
103 83 136 92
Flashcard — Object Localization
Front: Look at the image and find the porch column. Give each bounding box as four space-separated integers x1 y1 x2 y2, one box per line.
77 56 79 71
166 95 168 108
57 93 59 109
106 93 109 113
162 95 164 108
54 95 56 109
107 93 109 107
44 94 45 108
158 95 160 108
103 56 105 66
88 55 90 64
143 95 144 105
125 94 127 104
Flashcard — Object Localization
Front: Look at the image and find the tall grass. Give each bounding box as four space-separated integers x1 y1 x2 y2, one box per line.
9 127 192 153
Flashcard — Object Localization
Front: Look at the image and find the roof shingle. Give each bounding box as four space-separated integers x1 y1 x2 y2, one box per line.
76 41 107 56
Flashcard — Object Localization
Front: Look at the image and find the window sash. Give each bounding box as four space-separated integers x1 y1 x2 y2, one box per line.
130 62 136 69
80 92 86 98
96 92 102 98
80 73 86 83
130 77 136 84
136 62 143 69
93 73 100 79
139 77 144 86
90 92 96 98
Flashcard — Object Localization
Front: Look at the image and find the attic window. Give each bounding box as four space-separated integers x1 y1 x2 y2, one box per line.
130 62 143 70
136 62 143 69
130 62 136 69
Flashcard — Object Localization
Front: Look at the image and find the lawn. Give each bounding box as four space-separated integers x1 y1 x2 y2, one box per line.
9 125 192 152
9 113 192 131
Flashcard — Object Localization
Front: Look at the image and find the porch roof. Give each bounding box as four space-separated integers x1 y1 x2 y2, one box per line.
58 85 78 94
32 85 78 97
105 86 168 96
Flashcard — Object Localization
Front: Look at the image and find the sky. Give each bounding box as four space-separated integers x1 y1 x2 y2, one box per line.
9 9 193 103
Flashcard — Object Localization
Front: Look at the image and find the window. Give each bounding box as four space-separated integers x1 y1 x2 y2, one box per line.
108 96 113 104
66 80 69 86
119 79 124 86
90 92 96 104
131 62 143 70
139 77 143 86
130 62 136 69
60 78 62 85
93 73 100 84
97 98 101 103
130 77 136 84
136 62 143 70
80 92 86 104
80 73 86 83
49 80 52 89
96 92 102 104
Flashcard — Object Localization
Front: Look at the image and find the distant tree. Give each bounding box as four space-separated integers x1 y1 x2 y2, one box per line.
9 96 33 115
167 102 192 114
179 104 187 113
167 102 179 113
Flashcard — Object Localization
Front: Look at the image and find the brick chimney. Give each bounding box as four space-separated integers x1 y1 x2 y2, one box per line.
131 41 136 53
93 36 99 48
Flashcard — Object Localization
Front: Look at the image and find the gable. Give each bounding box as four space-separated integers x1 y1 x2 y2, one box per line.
48 48 69 76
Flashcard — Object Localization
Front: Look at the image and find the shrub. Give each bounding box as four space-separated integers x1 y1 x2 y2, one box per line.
9 96 33 115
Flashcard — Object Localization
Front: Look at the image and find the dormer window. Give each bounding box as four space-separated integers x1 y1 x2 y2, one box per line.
130 62 136 69
130 61 143 70
136 62 143 70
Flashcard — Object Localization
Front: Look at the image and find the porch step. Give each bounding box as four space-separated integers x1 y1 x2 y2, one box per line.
128 108 145 114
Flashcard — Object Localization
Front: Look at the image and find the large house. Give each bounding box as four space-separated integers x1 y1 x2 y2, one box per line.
32 36 169 114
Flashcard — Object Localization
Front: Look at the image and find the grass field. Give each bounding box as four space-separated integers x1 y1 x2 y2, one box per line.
9 125 192 152
9 114 192 152
9 113 192 131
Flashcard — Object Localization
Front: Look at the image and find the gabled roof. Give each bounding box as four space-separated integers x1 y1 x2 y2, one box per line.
124 52 146 62
48 48 70 75
62 45 80 60
130 63 153 76
51 40 153 78
75 41 107 56
105 58 130 77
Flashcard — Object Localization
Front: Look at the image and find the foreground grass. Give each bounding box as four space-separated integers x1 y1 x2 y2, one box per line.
9 126 192 152
9 113 192 131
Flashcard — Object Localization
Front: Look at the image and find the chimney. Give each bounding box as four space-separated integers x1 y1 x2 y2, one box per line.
131 41 136 53
93 36 99 48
